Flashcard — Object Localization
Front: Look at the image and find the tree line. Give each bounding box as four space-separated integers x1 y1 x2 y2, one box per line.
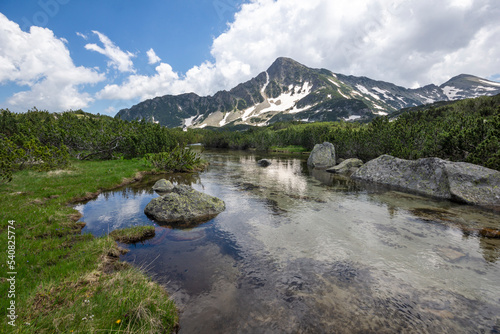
0 108 202 182
2 93 499 182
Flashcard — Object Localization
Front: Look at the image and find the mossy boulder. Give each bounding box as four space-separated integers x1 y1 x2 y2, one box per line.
144 184 225 228
152 179 175 193
352 155 500 209
307 142 336 169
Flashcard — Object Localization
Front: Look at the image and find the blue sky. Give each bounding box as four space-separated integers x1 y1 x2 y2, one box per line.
1 0 499 115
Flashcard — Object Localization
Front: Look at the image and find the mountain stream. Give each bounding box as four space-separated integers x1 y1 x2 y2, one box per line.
75 150 500 333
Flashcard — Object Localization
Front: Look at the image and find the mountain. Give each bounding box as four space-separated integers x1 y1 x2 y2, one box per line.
115 57 500 128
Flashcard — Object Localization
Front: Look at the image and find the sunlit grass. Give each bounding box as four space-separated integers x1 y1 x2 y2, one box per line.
0 159 178 333
270 145 309 153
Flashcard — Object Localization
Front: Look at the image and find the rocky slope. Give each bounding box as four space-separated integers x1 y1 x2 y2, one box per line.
115 57 500 128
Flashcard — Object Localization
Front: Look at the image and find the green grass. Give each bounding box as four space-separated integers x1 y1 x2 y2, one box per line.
109 226 156 244
0 159 178 333
270 145 309 153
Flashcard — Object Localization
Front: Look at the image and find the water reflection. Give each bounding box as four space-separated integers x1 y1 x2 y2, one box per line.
74 150 500 333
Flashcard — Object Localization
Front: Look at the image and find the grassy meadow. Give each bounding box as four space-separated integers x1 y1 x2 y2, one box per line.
0 159 178 333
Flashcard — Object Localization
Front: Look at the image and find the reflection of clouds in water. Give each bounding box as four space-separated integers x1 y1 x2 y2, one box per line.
76 189 156 237
73 204 84 213
98 215 112 223
118 197 144 218
265 159 307 195
237 156 307 196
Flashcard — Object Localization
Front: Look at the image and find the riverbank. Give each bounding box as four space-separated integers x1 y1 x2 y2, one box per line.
0 159 178 333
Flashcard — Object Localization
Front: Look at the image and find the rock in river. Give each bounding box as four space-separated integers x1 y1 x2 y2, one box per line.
152 179 175 193
326 158 363 175
144 184 225 228
307 142 336 169
257 159 272 167
352 155 500 209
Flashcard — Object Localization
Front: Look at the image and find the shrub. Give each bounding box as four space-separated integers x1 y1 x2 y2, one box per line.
143 146 204 172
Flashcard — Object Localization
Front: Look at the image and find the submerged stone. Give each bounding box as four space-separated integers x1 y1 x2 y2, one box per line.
144 184 225 228
436 247 466 262
326 158 363 175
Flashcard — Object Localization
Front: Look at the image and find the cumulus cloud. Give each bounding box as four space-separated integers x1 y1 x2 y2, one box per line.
146 48 161 64
96 62 202 100
207 0 500 87
85 31 136 73
0 13 104 111
95 0 499 103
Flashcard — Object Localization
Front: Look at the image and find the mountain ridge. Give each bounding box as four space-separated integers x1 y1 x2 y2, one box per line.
115 57 500 128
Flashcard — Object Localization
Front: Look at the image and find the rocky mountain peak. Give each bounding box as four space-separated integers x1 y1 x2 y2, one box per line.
115 57 500 128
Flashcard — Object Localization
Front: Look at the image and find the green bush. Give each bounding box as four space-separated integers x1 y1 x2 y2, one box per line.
143 146 203 172
0 134 70 183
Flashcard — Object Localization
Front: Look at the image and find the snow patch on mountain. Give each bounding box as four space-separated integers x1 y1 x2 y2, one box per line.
372 87 394 101
259 81 312 114
344 115 361 121
261 71 270 95
219 112 230 126
338 89 350 99
417 94 436 104
329 78 340 87
479 79 500 87
443 86 462 100
184 115 196 127
289 104 314 114
356 84 380 100
475 86 499 92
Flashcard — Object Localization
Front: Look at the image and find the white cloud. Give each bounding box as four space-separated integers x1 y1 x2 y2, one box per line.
205 0 500 88
146 48 161 64
76 31 88 40
97 62 182 100
104 106 116 115
96 0 499 103
0 13 104 111
85 31 136 73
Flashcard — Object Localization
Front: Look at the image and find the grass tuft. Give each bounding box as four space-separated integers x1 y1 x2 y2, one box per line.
109 226 156 244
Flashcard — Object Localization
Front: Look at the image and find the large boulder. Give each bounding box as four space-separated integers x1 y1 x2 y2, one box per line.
307 142 336 169
326 158 363 174
352 155 500 209
144 184 225 228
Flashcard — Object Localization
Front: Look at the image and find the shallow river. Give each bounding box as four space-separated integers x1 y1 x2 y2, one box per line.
75 150 500 333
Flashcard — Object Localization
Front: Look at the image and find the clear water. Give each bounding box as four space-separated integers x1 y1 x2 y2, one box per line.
75 150 500 333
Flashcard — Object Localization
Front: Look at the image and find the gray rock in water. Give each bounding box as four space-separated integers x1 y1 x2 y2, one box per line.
257 159 272 167
352 155 500 209
327 158 364 174
152 179 175 193
144 184 225 227
307 142 336 169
